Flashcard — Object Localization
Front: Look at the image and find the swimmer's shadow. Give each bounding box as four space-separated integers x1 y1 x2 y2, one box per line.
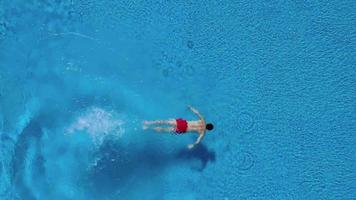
88 142 215 197
175 144 216 171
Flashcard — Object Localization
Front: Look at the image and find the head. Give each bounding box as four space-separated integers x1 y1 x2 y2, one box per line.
206 123 214 131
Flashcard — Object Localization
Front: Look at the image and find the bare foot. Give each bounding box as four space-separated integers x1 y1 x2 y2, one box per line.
143 120 151 125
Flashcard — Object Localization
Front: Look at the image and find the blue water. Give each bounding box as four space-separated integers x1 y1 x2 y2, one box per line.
1 1 355 199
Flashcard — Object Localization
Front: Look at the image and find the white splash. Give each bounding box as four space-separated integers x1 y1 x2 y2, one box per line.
67 107 125 146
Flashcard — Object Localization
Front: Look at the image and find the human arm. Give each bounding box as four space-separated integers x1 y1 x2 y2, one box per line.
187 132 205 149
188 105 204 121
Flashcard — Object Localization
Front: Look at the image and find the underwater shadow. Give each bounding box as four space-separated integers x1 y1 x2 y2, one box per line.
175 144 216 171
12 120 46 200
88 140 216 198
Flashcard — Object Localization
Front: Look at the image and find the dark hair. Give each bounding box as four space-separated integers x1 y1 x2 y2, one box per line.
206 123 214 131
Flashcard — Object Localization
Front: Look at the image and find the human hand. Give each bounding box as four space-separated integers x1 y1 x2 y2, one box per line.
187 144 194 149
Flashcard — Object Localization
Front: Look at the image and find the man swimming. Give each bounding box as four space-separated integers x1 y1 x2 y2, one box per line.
143 105 214 149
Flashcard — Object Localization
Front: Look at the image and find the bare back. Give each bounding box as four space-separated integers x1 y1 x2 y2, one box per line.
187 120 206 133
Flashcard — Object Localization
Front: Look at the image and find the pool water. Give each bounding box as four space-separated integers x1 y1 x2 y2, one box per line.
0 1 355 200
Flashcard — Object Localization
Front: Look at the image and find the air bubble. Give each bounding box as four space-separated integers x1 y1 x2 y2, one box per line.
236 151 255 171
226 150 255 175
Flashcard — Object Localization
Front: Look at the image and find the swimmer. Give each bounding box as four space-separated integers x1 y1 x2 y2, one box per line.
143 105 214 149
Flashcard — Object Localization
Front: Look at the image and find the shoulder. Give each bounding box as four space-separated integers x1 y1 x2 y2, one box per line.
200 118 206 126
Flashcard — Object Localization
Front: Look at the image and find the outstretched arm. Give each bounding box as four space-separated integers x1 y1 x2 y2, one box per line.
188 105 204 120
187 132 205 149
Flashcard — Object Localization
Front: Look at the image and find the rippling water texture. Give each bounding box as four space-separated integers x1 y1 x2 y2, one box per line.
1 0 355 200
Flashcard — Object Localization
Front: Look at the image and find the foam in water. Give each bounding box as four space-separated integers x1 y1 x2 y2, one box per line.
66 107 125 146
